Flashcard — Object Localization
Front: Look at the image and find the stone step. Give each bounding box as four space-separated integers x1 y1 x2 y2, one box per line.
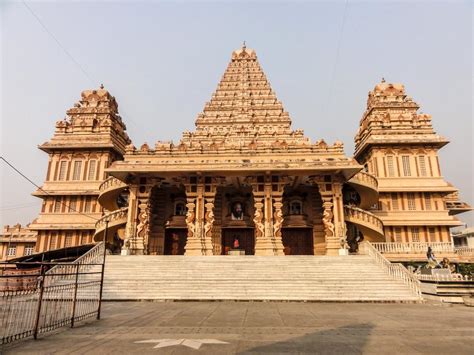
101 255 420 302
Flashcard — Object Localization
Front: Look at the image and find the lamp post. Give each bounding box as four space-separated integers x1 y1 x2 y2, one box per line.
97 219 108 320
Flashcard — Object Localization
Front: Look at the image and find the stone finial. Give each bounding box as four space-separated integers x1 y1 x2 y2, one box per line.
100 83 104 89
381 77 385 83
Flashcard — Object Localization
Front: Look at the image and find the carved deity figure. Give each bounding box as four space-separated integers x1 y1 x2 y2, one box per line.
322 201 335 237
204 203 215 240
273 202 284 240
253 201 265 239
136 203 150 254
185 202 196 239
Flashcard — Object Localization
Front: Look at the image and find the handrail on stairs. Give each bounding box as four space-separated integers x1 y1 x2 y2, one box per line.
360 241 422 298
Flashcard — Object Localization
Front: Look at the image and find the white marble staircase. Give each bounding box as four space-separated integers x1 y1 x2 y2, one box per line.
100 255 421 302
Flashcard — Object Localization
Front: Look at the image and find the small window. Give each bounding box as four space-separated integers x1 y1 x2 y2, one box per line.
58 161 68 181
54 197 62 213
394 228 402 243
402 156 411 176
289 201 303 215
69 197 77 212
428 227 436 242
65 232 73 247
391 194 399 210
387 156 395 177
24 245 35 256
84 197 92 213
175 202 186 216
424 193 432 210
7 245 17 256
407 193 416 210
50 233 58 249
88 160 97 180
72 161 82 180
411 227 420 242
418 156 427 176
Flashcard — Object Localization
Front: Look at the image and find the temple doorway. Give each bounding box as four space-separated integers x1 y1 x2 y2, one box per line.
164 228 187 255
282 228 313 255
221 228 255 255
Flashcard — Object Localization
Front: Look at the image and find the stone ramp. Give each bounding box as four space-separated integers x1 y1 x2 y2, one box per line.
101 255 421 302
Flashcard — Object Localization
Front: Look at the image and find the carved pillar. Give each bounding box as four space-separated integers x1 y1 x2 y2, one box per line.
332 180 348 252
203 197 215 256
135 201 150 255
183 176 221 255
311 175 346 256
123 184 138 254
272 195 284 255
184 195 199 255
247 175 287 256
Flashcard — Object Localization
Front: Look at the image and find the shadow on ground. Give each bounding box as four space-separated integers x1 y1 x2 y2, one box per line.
238 323 374 354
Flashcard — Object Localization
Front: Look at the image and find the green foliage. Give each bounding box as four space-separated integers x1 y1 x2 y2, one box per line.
458 263 474 277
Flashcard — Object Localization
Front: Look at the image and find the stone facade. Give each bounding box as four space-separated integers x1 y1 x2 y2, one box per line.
0 224 37 261
27 87 131 253
7 46 472 258
353 80 471 244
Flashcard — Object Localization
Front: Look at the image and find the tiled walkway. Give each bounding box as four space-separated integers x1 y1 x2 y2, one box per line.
4 302 474 354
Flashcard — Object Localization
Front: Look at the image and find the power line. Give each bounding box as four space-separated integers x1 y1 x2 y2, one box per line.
0 156 100 221
22 1 95 86
22 1 140 131
322 0 349 119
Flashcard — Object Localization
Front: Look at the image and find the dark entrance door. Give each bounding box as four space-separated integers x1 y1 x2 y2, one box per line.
222 228 255 255
164 228 187 255
282 228 313 255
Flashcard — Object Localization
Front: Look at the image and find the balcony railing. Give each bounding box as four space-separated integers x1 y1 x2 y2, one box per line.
344 205 384 238
454 247 474 257
94 208 128 236
98 177 128 212
348 171 378 191
372 242 455 254
99 176 127 194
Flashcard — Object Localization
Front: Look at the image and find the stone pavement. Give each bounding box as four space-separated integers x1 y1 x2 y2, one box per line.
4 302 474 354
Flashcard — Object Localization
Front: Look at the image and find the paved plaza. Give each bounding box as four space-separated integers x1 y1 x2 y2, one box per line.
4 301 474 354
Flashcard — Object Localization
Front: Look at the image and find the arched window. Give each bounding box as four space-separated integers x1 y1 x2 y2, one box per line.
289 200 303 215
175 202 186 216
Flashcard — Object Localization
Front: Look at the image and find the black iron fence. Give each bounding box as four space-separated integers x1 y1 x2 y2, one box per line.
0 242 105 345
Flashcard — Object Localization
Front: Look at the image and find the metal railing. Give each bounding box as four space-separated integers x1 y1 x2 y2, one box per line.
360 241 422 298
0 242 105 345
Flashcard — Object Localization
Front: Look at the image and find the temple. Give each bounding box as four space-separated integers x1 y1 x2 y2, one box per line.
10 45 471 259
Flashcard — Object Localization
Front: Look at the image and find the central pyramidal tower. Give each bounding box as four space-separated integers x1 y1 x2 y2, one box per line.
180 44 310 147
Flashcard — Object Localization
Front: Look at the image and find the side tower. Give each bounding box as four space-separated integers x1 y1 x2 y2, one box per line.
354 80 471 244
29 87 130 252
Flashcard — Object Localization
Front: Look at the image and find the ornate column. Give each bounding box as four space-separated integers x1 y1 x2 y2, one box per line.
272 195 284 255
332 179 348 253
123 184 138 255
183 176 221 255
184 195 200 255
135 200 150 255
203 197 215 255
311 175 346 256
247 175 288 256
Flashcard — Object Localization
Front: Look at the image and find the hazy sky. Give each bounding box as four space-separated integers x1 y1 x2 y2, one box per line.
1 1 472 227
